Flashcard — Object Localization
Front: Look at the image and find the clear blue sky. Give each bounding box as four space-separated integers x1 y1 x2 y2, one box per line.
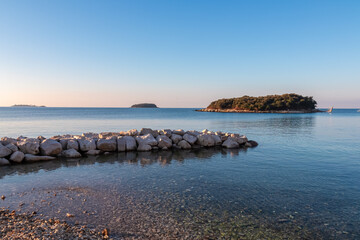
1 0 359 107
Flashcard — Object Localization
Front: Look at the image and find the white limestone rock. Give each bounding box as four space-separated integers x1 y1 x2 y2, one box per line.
178 140 192 149
156 135 172 149
183 133 197 145
5 143 18 153
67 139 79 150
17 139 40 155
197 134 215 147
78 138 96 152
0 143 12 158
222 138 240 149
137 144 152 151
170 134 182 144
136 134 157 146
97 138 117 151
40 139 62 156
9 151 25 163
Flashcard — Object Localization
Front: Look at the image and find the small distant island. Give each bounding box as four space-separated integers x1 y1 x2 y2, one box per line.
131 103 158 108
11 104 46 108
197 93 320 113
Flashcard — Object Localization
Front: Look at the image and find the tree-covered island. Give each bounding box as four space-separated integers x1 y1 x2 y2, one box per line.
198 93 320 113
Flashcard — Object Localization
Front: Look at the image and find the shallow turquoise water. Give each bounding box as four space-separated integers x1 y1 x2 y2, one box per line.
0 108 359 238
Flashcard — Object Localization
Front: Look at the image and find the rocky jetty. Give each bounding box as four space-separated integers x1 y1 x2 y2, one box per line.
0 129 258 166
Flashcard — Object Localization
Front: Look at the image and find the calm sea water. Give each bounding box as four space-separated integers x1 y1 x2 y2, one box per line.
0 107 360 239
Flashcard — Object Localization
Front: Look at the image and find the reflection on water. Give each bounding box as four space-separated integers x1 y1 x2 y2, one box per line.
0 148 245 180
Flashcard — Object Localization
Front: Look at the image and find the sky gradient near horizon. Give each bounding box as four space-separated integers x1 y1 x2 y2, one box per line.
1 0 360 108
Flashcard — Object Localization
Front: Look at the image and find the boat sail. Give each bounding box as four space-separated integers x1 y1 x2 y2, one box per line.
327 107 333 113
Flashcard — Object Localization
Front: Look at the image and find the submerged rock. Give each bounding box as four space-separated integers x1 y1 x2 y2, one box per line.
24 154 56 162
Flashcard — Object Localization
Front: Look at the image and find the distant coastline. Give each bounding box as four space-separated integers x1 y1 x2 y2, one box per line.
198 93 321 113
11 104 46 108
131 103 158 108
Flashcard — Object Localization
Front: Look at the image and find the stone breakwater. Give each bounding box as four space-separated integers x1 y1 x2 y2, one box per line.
0 128 258 166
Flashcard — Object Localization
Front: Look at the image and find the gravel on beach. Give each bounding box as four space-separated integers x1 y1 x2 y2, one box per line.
0 208 107 240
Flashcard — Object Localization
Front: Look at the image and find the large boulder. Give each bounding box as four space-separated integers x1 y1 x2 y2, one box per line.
136 134 157 146
61 149 82 158
156 135 172 149
140 128 158 137
9 151 25 163
24 154 56 162
78 138 96 152
172 129 185 136
97 138 117 151
67 139 79 150
171 134 182 144
211 135 222 145
178 140 192 149
222 138 239 149
137 144 152 151
5 143 18 153
117 136 126 152
1 137 17 145
183 133 197 145
124 136 137 151
40 139 62 156
17 139 40 155
0 144 12 158
59 139 68 150
0 158 10 166
233 135 248 145
197 134 215 147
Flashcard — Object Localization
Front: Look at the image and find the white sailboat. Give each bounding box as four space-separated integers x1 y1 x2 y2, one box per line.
327 107 333 113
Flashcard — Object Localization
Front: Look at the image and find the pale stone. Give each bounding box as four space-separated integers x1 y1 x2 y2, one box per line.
183 133 197 145
59 139 68 150
123 136 137 151
1 137 17 145
156 135 172 148
137 144 152 151
178 140 192 149
9 151 25 163
86 150 101 155
211 135 222 145
5 143 18 153
136 134 157 146
17 139 40 155
24 154 56 162
78 138 96 152
99 132 119 138
170 134 182 144
172 129 185 136
159 129 172 137
97 138 117 151
140 128 158 137
61 149 82 158
67 139 79 150
0 144 12 158
117 136 126 152
0 158 10 166
222 138 239 149
40 139 62 156
126 129 138 136
197 134 215 147
82 132 99 138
